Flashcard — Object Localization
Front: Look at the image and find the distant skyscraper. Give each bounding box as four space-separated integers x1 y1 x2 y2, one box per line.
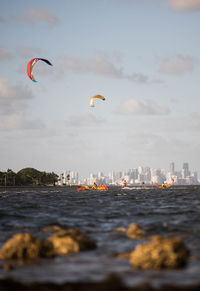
182 162 189 178
138 166 143 174
170 161 175 175
90 173 95 179
116 171 122 179
98 172 103 179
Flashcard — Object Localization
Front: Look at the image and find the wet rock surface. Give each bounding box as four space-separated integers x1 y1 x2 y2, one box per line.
130 236 190 270
127 223 146 239
47 228 97 255
0 228 96 260
0 233 53 260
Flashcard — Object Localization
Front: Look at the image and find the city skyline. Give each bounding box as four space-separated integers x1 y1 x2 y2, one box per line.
0 0 200 178
58 161 199 185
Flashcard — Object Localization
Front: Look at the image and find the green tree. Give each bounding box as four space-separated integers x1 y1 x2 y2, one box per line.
17 168 58 186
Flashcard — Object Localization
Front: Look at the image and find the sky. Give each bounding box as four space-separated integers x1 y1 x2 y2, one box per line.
0 0 200 179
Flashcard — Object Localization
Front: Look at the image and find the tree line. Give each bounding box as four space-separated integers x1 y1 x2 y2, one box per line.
0 168 58 186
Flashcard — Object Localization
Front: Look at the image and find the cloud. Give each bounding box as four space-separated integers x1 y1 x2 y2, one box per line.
0 77 47 131
0 46 12 60
60 54 149 83
16 46 43 58
116 98 170 115
160 55 194 74
0 17 5 23
0 78 33 115
65 113 105 127
60 54 123 78
126 132 169 153
0 113 45 130
151 114 200 133
127 73 149 83
125 0 200 13
126 131 193 157
167 0 200 11
12 7 58 26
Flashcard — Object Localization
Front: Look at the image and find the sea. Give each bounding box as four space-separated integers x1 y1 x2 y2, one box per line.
0 186 200 289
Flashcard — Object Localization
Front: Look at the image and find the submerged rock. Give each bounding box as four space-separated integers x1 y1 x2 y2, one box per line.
47 229 97 255
127 223 146 239
41 225 63 233
130 236 190 269
0 233 53 260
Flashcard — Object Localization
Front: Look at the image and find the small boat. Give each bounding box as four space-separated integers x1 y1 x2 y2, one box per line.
155 180 174 189
77 184 108 191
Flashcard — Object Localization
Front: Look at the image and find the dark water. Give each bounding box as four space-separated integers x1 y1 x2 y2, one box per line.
0 186 200 288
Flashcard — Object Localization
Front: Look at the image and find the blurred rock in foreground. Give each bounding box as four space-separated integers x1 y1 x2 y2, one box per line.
0 233 53 260
0 228 96 261
130 236 190 269
127 223 146 239
47 229 97 255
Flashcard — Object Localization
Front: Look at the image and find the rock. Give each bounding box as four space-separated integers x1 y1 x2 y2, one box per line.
130 236 190 269
41 225 63 233
0 229 97 261
47 229 96 255
0 233 54 260
127 223 146 239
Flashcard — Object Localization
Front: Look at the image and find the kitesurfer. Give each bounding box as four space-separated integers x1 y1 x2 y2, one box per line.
122 179 127 188
92 182 98 189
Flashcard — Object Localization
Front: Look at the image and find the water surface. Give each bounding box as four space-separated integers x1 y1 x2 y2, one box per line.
0 186 200 288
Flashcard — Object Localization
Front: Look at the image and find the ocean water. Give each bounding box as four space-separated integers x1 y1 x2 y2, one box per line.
0 186 200 288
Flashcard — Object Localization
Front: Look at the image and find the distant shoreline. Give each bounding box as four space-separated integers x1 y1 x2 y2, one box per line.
0 185 200 190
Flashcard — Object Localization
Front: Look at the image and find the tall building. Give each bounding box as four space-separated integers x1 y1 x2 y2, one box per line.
138 166 143 175
116 171 122 179
144 167 151 182
108 171 115 184
182 162 189 178
98 172 103 179
57 170 79 185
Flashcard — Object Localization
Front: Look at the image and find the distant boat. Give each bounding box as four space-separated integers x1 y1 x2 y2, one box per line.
155 180 174 189
77 184 108 191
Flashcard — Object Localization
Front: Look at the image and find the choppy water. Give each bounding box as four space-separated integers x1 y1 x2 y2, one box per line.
0 186 200 288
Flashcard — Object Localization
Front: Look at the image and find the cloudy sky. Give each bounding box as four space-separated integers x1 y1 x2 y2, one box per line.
0 0 200 179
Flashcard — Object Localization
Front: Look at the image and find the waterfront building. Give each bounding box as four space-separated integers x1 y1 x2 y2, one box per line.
57 170 78 185
138 166 143 175
108 171 116 184
144 167 151 182
57 162 199 186
98 172 104 179
182 163 190 179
